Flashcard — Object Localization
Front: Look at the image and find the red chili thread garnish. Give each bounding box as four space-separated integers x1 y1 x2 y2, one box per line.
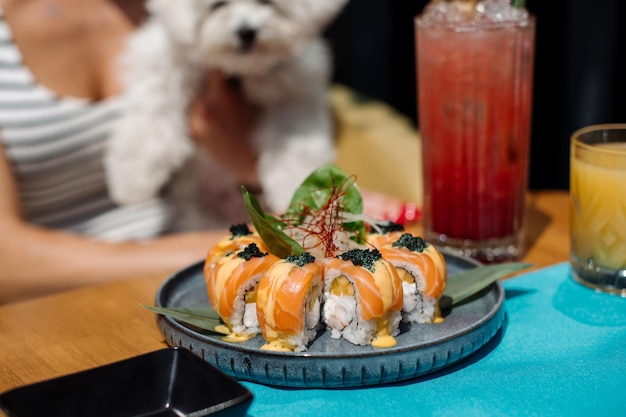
278 176 355 258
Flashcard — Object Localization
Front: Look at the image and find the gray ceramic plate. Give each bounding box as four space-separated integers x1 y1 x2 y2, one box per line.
155 252 505 388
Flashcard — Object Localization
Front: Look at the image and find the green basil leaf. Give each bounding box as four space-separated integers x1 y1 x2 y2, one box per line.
287 164 362 212
285 164 366 237
440 262 533 310
241 186 305 258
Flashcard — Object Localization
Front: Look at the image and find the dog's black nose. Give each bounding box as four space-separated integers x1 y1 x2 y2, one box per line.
237 26 257 50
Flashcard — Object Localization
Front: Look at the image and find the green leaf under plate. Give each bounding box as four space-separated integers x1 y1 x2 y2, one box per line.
440 262 533 310
141 304 225 334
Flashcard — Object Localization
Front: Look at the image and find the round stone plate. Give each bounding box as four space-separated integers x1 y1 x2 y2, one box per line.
155 252 505 388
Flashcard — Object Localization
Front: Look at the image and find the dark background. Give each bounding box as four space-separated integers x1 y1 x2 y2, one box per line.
324 0 626 190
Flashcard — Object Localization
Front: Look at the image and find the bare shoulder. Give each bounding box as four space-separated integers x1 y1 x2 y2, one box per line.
0 0 147 39
0 0 148 100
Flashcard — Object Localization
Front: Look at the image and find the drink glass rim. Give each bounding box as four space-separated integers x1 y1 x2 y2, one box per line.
571 123 626 156
414 14 535 32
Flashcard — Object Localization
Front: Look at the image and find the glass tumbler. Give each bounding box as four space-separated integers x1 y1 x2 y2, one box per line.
415 4 536 263
570 124 626 296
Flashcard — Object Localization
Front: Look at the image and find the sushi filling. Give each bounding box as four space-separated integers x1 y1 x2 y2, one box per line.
242 302 258 329
402 280 419 316
286 283 323 352
323 276 400 347
324 293 357 338
305 287 322 332
403 293 439 324
229 284 261 337
289 287 323 352
396 267 439 324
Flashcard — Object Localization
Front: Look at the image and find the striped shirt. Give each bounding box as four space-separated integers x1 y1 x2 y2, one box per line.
0 9 172 242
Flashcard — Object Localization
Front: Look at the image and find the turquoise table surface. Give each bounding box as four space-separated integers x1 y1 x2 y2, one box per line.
244 262 626 417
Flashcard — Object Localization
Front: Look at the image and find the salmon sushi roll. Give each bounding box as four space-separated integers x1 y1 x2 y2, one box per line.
204 243 279 341
204 223 266 269
367 221 406 249
379 234 447 324
256 253 324 352
323 249 403 348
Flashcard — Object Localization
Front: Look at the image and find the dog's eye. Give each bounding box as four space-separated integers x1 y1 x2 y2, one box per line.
210 1 228 12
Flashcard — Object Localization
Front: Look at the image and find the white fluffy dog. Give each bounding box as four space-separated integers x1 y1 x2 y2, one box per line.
105 0 348 228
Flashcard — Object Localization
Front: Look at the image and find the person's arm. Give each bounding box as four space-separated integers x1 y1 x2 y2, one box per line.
187 70 261 190
0 147 224 304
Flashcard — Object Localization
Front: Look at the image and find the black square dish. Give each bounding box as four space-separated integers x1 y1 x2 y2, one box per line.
0 347 253 417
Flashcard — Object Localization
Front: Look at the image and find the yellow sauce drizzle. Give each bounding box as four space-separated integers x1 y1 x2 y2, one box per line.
372 260 396 312
214 324 231 335
215 324 255 343
371 335 397 348
371 312 397 348
433 306 445 324
221 332 256 343
260 339 295 352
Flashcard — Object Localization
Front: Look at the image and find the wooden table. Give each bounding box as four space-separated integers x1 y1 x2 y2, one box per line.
0 190 570 399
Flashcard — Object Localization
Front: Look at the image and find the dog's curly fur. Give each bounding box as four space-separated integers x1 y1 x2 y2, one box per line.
105 0 347 229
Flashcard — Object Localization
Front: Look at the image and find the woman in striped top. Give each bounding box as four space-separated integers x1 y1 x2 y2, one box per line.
0 0 261 303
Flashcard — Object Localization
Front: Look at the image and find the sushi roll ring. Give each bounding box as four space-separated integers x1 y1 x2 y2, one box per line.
256 253 324 352
379 234 447 324
205 243 279 341
323 249 404 348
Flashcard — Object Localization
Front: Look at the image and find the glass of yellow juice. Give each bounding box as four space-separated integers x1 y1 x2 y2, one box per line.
570 124 626 296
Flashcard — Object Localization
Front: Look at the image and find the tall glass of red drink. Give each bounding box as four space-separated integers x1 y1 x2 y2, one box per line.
415 0 535 262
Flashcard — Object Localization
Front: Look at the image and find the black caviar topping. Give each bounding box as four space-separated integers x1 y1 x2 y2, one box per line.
285 252 316 267
238 243 267 260
338 249 382 272
229 223 252 238
371 221 405 235
392 233 428 252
